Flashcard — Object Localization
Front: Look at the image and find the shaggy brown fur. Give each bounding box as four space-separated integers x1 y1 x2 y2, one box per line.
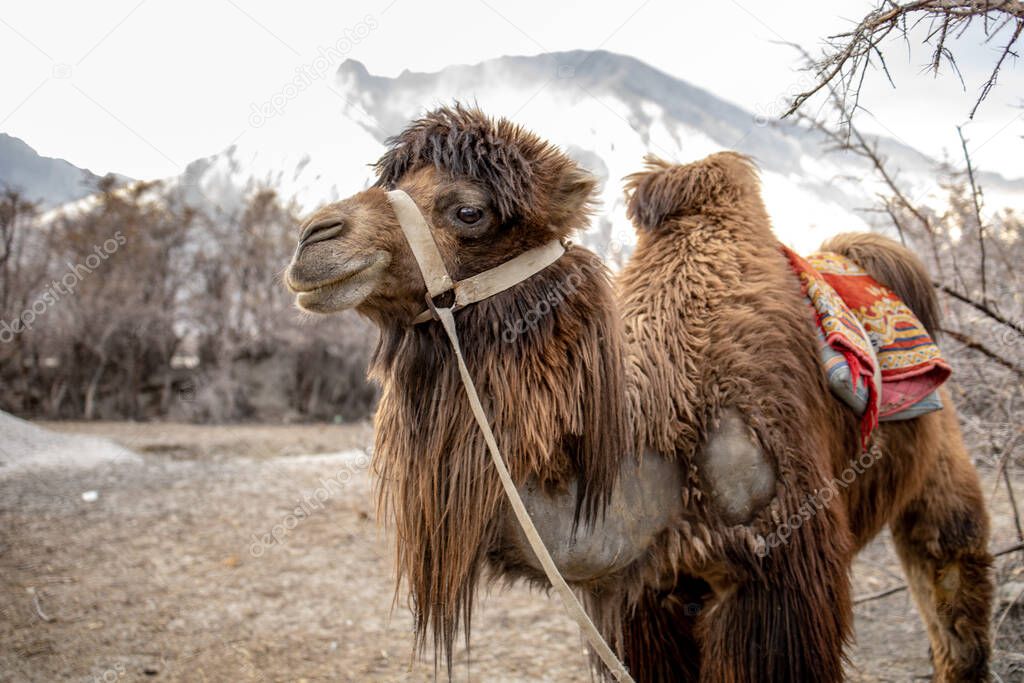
611 152 991 682
375 103 597 231
285 107 993 682
614 152 855 682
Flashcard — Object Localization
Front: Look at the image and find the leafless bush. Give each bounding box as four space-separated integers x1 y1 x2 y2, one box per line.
0 178 378 423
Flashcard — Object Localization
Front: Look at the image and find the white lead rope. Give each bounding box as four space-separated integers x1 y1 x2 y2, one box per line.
385 189 633 682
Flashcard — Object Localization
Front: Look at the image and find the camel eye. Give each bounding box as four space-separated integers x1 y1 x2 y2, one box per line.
456 206 483 224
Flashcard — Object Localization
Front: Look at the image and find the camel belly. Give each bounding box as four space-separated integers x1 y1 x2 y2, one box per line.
508 449 683 582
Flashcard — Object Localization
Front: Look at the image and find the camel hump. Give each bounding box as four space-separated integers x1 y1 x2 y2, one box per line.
820 232 941 337
623 151 761 231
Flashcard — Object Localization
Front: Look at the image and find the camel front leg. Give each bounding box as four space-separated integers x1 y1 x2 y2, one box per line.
697 505 853 683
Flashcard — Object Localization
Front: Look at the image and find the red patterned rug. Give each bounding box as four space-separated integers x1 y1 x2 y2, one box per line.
784 246 951 446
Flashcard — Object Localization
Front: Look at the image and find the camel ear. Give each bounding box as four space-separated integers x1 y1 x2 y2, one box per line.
547 165 598 229
624 153 760 231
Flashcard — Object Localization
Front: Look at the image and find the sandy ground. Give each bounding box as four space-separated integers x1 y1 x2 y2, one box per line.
1 419 1021 682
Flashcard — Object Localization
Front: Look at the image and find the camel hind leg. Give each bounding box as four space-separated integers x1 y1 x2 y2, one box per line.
889 405 993 682
697 512 854 683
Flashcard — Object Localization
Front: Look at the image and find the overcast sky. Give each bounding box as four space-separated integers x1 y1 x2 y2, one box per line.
1 1 1021 180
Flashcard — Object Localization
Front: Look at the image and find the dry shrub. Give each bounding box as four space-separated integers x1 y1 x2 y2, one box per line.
0 177 378 423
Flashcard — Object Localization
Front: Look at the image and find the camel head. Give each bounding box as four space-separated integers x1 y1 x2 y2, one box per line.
285 104 598 325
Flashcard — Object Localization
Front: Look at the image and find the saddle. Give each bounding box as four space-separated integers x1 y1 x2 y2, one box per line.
784 247 950 446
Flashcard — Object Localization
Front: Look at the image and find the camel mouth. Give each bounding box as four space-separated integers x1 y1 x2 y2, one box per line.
288 252 390 314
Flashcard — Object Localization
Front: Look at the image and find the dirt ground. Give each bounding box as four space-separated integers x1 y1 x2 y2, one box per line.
1 420 1022 682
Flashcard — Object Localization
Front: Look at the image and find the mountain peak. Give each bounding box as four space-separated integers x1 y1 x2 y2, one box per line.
338 58 371 79
0 133 111 207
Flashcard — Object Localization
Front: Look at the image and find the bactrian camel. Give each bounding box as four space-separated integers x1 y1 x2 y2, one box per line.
285 105 992 682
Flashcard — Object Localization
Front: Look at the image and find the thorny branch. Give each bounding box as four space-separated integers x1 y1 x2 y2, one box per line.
934 282 1024 336
784 1 1024 121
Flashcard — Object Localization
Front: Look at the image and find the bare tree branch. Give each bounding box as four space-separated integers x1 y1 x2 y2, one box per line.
784 1 1024 121
990 427 1024 497
972 17 1024 117
854 541 1024 604
935 282 1024 336
1004 465 1024 541
957 126 989 304
941 327 1024 376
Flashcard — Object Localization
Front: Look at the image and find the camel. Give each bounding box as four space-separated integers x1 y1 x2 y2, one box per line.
284 105 993 682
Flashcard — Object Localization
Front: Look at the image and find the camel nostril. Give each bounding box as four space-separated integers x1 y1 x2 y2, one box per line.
298 218 346 248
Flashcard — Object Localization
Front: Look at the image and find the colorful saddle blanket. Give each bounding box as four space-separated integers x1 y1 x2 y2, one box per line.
783 247 950 445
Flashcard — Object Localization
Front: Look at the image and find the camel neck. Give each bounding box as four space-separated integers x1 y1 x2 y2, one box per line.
370 244 632 516
367 244 633 667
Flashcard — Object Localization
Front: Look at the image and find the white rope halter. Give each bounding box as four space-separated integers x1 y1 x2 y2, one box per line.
387 190 567 324
385 189 635 683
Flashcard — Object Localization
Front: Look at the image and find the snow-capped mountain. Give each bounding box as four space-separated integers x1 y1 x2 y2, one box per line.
35 50 1024 253
0 133 115 207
